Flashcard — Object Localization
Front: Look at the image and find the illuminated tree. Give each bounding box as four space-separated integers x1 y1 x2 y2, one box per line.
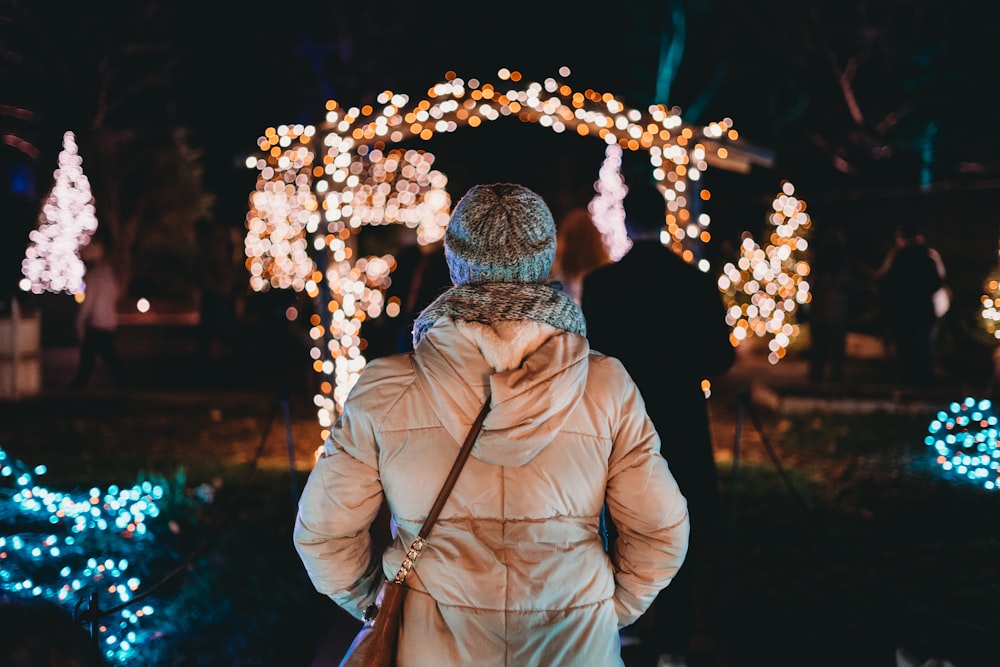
717 181 812 364
980 242 1000 342
19 130 96 294
1 2 213 304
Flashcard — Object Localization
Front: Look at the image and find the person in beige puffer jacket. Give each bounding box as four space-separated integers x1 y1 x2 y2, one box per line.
293 183 690 666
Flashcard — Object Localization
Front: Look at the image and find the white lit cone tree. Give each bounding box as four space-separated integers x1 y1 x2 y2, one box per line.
20 130 99 295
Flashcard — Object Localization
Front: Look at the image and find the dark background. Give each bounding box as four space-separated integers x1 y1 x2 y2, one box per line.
2 0 999 357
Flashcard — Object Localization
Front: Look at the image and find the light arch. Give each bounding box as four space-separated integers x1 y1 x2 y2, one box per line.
249 66 773 434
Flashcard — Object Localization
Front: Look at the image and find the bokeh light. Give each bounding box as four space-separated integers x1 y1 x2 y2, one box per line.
925 397 1000 490
250 68 760 427
717 180 811 364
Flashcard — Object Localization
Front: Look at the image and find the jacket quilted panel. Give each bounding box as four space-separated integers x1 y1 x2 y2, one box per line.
294 319 689 666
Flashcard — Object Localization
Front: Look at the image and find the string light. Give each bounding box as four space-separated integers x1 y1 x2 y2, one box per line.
588 143 630 261
19 130 98 295
717 180 811 364
979 241 1000 341
245 124 318 293
0 445 170 663
925 397 1000 490
251 68 753 423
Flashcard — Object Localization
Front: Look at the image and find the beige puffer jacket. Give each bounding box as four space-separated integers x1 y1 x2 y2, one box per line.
294 318 689 666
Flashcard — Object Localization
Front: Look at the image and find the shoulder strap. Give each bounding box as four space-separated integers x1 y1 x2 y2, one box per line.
391 396 491 583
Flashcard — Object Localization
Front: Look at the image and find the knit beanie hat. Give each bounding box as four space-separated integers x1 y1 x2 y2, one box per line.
445 183 556 285
411 183 587 347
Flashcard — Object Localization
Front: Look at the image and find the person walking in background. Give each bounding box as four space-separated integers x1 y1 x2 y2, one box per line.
294 183 690 666
70 240 128 389
549 206 612 306
581 180 735 667
807 227 853 383
877 220 947 387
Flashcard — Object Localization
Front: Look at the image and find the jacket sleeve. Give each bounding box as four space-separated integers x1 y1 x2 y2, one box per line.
604 369 690 627
292 380 388 620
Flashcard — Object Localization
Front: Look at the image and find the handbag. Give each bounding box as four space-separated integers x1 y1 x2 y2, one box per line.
339 396 492 667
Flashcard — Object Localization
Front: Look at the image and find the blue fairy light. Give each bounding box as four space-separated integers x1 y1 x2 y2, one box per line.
0 444 171 664
926 397 1000 490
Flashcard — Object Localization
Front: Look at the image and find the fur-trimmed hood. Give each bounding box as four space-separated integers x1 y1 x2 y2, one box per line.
412 318 589 466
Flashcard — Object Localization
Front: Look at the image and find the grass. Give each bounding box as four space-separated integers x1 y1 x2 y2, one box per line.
710 409 1000 667
2 390 999 667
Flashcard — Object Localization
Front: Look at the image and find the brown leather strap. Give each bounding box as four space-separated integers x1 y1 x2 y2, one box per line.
419 396 491 537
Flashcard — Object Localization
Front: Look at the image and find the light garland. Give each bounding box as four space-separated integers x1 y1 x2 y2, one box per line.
980 242 1000 341
19 130 98 295
244 124 318 293
925 397 1000 490
252 67 753 425
717 180 812 364
0 445 166 664
251 128 451 433
587 143 630 261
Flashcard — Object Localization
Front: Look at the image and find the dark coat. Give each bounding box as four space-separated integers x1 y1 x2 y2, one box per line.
581 240 735 526
879 243 945 332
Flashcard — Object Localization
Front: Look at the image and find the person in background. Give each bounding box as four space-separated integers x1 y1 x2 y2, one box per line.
70 240 128 390
876 220 947 386
807 227 853 383
548 206 612 306
389 236 451 353
581 180 735 667
294 183 690 666
195 219 241 365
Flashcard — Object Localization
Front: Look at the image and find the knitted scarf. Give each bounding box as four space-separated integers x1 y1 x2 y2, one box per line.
411 282 587 347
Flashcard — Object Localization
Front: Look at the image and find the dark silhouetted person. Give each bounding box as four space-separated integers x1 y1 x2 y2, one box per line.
877 221 947 386
385 237 451 353
581 181 735 666
549 206 611 306
71 241 128 389
195 220 241 365
807 227 853 383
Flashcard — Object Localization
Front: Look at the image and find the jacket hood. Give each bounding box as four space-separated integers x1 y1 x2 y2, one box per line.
412 318 590 467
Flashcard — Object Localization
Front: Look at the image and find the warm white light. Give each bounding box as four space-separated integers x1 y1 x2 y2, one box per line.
20 131 98 294
253 68 747 425
717 181 811 363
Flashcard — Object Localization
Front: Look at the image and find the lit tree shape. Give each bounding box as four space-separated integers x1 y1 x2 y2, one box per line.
979 241 1000 342
717 180 812 364
0 444 168 665
587 143 630 261
19 130 99 294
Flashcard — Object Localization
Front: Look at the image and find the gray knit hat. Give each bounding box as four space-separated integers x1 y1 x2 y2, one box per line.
445 183 556 285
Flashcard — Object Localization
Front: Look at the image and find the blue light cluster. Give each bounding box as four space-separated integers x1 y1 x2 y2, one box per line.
925 397 1000 490
0 445 165 663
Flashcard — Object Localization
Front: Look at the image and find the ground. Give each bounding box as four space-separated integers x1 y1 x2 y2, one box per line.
1 322 998 667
